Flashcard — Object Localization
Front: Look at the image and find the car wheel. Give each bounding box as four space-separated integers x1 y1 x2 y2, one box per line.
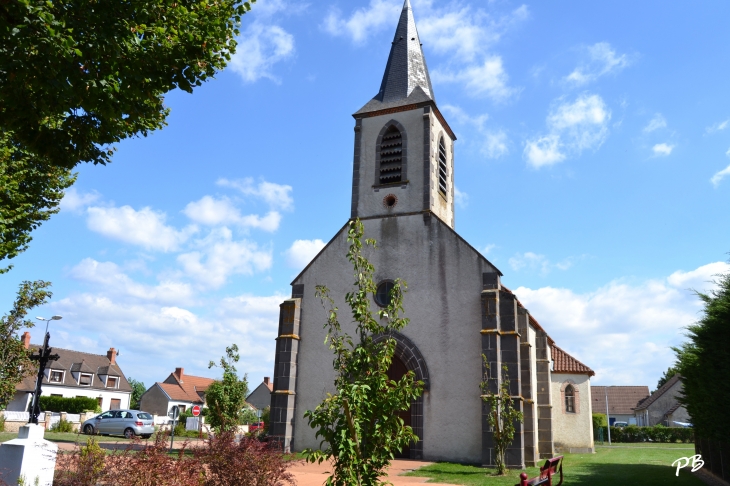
84 424 95 435
124 428 136 439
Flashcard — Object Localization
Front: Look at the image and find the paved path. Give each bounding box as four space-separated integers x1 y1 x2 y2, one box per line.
288 459 453 486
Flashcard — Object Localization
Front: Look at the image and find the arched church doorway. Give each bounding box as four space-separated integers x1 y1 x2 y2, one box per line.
387 354 412 458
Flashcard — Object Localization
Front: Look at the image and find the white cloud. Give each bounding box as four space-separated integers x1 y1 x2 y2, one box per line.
454 186 468 207
177 227 272 289
652 143 674 157
512 261 730 385
217 178 294 211
285 239 326 269
87 205 197 252
322 0 399 43
229 23 294 83
524 94 610 168
508 252 576 275
705 119 729 134
441 104 488 130
482 244 496 255
61 188 100 213
643 113 667 133
565 42 632 86
432 56 518 102
482 130 509 159
710 162 730 188
183 196 281 232
667 262 730 292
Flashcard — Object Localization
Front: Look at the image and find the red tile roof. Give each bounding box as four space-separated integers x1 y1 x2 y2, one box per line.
157 372 216 404
551 344 595 376
591 386 650 415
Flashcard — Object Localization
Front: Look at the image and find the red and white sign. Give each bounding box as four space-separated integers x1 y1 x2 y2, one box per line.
192 405 201 417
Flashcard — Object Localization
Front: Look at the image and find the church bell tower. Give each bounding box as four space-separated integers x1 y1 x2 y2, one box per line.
351 0 457 228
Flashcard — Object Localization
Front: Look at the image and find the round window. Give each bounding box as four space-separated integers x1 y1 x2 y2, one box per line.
375 281 395 307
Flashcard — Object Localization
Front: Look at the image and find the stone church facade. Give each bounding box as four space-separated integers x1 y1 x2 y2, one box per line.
270 0 594 468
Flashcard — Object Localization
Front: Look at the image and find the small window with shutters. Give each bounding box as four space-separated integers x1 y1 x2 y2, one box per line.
379 126 403 184
438 137 448 198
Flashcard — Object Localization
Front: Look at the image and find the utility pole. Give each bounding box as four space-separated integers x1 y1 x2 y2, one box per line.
605 387 611 446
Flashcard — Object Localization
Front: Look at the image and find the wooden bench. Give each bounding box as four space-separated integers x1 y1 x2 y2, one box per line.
515 456 564 486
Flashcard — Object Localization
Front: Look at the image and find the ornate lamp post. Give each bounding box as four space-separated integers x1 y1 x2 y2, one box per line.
28 316 62 425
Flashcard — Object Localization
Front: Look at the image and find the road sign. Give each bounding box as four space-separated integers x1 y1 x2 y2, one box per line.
192 405 201 417
168 405 180 420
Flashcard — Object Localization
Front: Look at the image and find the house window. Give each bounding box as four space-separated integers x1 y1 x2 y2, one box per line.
107 377 118 389
438 137 447 197
79 374 93 386
565 385 575 413
49 370 63 383
375 280 395 307
379 125 403 184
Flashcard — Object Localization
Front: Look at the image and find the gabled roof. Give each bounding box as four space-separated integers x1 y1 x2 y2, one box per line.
156 382 205 404
355 0 435 115
591 386 650 415
17 344 131 393
633 374 682 411
551 344 595 376
158 372 216 404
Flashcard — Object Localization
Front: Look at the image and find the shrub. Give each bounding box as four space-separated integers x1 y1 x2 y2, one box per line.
38 396 98 414
0 412 5 432
592 413 607 428
54 437 105 486
597 425 694 443
50 418 74 433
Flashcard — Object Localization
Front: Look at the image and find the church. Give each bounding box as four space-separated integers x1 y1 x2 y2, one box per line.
270 0 595 468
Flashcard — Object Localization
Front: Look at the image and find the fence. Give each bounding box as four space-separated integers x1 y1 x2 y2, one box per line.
696 437 729 482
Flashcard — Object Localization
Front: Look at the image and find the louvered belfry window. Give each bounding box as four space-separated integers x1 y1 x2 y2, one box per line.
379 126 403 184
438 137 448 197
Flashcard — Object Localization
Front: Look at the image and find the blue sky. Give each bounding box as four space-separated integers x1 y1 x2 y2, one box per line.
3 0 730 392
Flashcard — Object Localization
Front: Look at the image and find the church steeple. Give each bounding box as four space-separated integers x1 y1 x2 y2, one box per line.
377 0 434 103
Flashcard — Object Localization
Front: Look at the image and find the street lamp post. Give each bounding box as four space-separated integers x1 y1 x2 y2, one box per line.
28 316 62 425
605 387 612 446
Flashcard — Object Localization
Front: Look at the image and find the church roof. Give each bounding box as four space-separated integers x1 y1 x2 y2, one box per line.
355 0 435 115
551 344 595 376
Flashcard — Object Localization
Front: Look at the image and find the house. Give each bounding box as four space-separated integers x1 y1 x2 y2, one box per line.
633 374 690 427
8 332 132 412
269 0 597 468
590 385 650 425
246 377 273 411
138 367 215 417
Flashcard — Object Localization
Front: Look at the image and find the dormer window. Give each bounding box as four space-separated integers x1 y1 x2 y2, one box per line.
107 376 119 389
438 137 447 198
79 373 93 386
379 125 403 184
49 370 64 383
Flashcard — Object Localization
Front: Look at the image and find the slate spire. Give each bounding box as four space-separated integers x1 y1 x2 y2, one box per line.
376 0 434 103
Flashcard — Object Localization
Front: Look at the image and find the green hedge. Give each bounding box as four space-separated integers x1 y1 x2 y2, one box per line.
595 424 694 443
38 396 99 414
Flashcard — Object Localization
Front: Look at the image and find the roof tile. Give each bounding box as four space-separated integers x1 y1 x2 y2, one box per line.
591 386 650 415
551 344 595 376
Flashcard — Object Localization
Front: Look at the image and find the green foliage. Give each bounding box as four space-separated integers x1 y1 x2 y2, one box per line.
127 378 146 410
207 344 249 431
593 413 608 428
38 395 98 414
0 281 52 409
304 219 423 486
596 424 694 443
240 406 258 424
0 136 75 272
50 418 75 433
261 406 270 433
655 366 679 393
0 412 5 432
673 266 730 442
80 437 106 480
480 357 524 476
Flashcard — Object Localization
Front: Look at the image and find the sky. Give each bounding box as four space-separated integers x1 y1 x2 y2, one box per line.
3 0 730 394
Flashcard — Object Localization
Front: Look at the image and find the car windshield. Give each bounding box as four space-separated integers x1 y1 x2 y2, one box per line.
137 412 152 420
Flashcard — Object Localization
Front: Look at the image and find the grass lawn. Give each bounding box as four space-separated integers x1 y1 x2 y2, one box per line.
405 445 704 485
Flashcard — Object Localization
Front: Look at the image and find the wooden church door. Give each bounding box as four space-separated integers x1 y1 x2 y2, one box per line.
386 354 412 458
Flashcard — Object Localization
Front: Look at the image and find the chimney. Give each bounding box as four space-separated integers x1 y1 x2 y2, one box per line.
107 348 117 365
264 377 270 386
175 367 184 383
21 332 31 350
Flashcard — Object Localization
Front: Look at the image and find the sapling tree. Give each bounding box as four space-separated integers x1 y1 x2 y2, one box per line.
207 344 249 432
480 355 524 476
304 219 423 486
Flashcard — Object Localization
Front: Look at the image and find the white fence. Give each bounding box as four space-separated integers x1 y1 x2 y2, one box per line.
154 415 171 426
67 413 81 422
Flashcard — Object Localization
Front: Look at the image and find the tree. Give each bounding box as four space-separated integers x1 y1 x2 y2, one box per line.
303 220 424 486
674 267 730 442
0 0 256 268
655 366 678 392
0 280 53 409
480 356 524 476
127 378 146 410
206 344 249 432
